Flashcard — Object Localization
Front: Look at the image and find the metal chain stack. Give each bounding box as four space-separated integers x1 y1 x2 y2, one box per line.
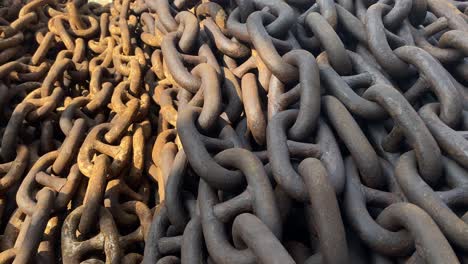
0 0 467 263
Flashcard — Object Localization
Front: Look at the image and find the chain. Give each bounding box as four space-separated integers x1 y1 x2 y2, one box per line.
0 0 467 263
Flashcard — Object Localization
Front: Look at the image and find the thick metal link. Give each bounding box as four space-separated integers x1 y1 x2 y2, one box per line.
0 0 467 262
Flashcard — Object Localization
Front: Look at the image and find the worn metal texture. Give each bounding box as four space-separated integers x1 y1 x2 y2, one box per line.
0 0 467 263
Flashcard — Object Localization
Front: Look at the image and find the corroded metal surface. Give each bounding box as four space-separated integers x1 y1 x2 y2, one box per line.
0 0 467 263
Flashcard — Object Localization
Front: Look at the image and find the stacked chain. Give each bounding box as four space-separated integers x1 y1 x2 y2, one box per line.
0 0 467 262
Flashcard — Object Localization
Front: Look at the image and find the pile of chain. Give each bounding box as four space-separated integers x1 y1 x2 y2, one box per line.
0 0 467 262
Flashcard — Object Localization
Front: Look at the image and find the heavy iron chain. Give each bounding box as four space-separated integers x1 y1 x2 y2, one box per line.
0 0 467 263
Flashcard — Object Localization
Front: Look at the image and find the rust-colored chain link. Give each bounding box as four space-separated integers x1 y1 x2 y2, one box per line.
0 0 468 262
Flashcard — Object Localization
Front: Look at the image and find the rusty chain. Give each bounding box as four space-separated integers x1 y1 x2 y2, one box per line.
0 0 467 263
